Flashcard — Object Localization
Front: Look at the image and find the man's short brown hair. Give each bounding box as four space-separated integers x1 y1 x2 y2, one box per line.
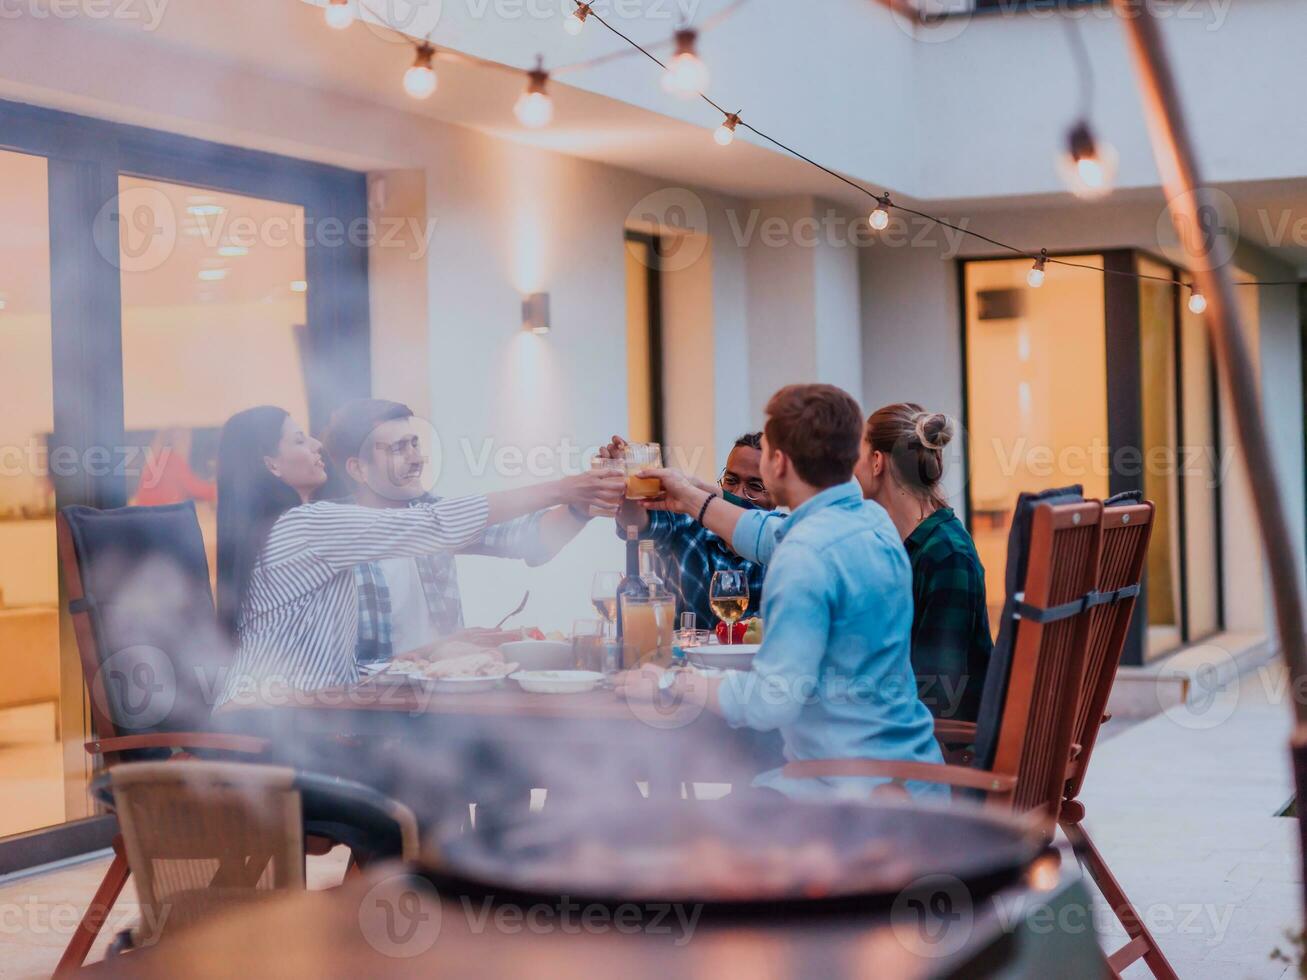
763 384 864 489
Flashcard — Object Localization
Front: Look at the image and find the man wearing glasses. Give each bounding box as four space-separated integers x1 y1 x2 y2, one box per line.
600 433 772 630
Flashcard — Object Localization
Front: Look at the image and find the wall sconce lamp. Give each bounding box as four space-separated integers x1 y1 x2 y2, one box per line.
522 292 550 335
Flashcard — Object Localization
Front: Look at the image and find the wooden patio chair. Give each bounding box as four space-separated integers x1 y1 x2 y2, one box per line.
52 502 375 973
92 760 418 954
1057 492 1177 979
784 489 1177 979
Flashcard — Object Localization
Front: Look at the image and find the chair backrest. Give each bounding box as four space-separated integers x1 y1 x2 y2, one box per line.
973 494 1103 833
972 485 1086 772
1062 493 1155 804
107 760 305 946
57 502 225 746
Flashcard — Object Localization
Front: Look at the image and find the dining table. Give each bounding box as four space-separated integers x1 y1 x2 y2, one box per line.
212 672 773 836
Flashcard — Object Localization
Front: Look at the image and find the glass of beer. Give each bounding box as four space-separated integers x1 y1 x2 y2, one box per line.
620 594 676 668
622 442 663 500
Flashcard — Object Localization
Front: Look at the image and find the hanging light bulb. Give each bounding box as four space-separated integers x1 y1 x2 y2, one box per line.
1057 121 1118 200
714 112 740 146
661 28 709 99
515 64 554 129
403 43 438 99
868 195 891 232
324 0 355 30
564 2 591 35
1027 250 1048 288
1188 288 1208 315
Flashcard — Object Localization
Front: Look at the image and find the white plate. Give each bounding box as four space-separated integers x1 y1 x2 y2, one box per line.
421 673 511 693
686 643 759 670
511 670 604 694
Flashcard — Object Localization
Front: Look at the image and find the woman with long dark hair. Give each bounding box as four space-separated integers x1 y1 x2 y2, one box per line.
214 406 623 702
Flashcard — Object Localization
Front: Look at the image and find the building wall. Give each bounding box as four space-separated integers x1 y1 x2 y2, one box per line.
860 200 1306 642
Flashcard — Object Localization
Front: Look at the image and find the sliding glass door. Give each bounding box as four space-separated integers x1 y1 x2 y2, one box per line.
118 176 312 571
0 149 66 839
0 98 371 868
962 250 1224 665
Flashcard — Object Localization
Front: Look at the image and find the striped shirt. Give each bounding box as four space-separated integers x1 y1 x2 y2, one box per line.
218 495 490 704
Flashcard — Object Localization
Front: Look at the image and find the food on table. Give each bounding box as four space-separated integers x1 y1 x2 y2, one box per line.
742 617 763 644
419 651 518 679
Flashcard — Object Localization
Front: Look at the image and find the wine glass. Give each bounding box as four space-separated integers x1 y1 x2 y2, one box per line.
591 571 621 639
709 570 749 646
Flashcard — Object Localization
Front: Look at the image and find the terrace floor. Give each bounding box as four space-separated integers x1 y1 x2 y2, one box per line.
0 665 1300 978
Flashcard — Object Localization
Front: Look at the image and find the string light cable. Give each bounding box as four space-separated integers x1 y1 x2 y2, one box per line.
333 0 1299 297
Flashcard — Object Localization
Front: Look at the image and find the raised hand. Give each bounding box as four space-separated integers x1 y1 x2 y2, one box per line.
559 467 626 517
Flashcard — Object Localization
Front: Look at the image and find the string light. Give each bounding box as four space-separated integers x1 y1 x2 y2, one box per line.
564 2 590 35
403 42 437 99
515 61 554 129
1058 121 1118 200
324 0 355 30
714 112 740 146
1028 249 1048 288
353 0 1298 299
868 195 891 232
662 28 709 99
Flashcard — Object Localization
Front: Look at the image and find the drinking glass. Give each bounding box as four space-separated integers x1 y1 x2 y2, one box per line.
591 571 621 638
620 594 676 668
589 455 625 517
622 442 663 500
709 570 750 645
571 619 604 672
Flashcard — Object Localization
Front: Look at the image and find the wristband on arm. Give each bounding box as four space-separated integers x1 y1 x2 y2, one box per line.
696 492 717 526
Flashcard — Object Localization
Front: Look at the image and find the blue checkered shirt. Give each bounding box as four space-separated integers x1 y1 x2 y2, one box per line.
355 497 546 663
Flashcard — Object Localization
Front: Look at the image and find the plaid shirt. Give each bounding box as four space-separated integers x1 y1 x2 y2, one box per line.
624 510 767 629
903 507 992 722
355 496 546 663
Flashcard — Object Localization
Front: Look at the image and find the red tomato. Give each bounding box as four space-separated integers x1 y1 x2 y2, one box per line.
714 621 747 643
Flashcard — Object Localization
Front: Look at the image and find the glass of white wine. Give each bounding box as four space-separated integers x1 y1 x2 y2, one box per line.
709 569 749 646
591 571 621 639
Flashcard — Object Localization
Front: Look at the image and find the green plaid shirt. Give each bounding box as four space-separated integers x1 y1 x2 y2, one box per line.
903 508 992 722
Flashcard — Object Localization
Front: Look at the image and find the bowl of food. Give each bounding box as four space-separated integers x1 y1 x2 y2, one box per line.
510 670 604 694
498 640 574 671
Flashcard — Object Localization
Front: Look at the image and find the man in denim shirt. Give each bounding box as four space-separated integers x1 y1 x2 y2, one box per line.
618 384 943 798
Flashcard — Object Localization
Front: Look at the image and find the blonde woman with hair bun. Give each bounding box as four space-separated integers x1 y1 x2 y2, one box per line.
853 403 992 723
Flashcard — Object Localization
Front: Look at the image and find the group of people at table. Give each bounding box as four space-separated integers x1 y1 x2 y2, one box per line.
212 383 992 798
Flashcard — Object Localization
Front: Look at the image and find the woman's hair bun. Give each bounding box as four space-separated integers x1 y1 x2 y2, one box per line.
913 411 953 451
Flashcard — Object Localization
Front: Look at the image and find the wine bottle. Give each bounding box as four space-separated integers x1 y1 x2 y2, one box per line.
614 526 648 644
